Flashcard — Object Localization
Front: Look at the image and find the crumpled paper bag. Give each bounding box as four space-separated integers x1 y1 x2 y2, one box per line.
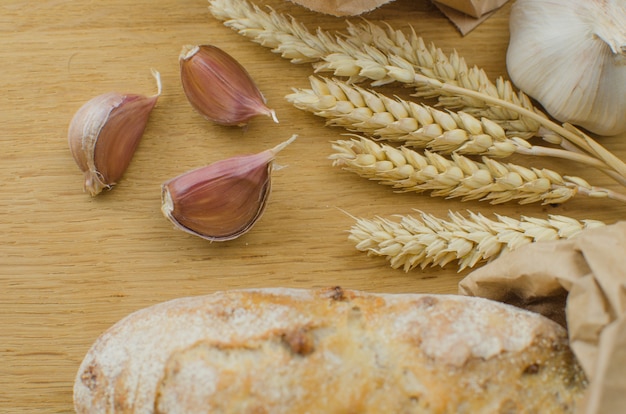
432 0 510 35
434 0 507 18
459 221 626 414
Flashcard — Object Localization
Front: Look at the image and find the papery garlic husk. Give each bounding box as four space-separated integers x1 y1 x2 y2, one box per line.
506 0 626 136
179 44 278 126
161 135 296 241
68 70 162 196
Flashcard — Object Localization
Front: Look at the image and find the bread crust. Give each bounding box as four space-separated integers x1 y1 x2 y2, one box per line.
74 287 586 413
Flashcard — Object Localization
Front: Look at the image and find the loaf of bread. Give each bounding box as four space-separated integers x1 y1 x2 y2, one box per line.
74 287 586 413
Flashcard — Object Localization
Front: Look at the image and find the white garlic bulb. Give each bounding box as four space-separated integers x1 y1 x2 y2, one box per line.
506 0 626 136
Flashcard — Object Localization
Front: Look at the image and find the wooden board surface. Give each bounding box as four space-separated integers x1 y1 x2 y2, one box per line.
1 0 625 411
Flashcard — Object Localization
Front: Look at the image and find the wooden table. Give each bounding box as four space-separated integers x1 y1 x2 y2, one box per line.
2 0 625 411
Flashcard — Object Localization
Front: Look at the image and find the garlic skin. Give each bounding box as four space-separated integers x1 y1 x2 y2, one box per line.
506 0 626 136
179 44 278 126
68 70 161 196
161 135 296 241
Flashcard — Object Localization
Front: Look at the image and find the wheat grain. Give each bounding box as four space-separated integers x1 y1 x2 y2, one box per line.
348 210 605 271
330 136 626 205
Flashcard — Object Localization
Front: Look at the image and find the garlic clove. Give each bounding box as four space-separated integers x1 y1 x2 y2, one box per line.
161 135 296 241
179 44 278 126
506 0 626 136
68 70 162 196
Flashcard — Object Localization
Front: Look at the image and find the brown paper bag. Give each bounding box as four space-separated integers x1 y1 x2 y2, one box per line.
432 0 510 35
435 0 508 18
459 221 626 414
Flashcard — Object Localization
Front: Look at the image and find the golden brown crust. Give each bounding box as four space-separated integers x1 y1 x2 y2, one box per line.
74 288 586 413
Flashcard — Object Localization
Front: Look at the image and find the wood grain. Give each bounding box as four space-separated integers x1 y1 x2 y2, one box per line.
1 0 624 412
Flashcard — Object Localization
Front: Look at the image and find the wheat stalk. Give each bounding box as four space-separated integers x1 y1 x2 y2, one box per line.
348 210 605 271
209 0 626 186
287 77 616 172
330 136 626 204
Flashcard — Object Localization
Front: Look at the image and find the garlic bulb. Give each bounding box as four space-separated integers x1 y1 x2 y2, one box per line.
161 135 296 241
68 70 161 196
180 44 278 126
506 0 626 136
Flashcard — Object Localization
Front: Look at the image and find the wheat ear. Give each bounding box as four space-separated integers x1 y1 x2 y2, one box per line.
330 136 626 204
287 76 517 157
348 210 605 271
209 0 339 63
288 77 615 171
